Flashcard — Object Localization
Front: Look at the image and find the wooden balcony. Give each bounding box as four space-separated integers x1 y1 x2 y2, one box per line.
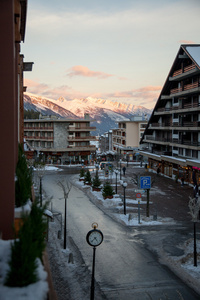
172 64 196 77
170 81 200 95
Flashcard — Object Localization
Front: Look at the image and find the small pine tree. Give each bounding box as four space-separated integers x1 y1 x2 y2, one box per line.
5 201 47 287
15 144 32 207
79 168 85 178
84 170 92 184
102 181 114 199
92 174 102 189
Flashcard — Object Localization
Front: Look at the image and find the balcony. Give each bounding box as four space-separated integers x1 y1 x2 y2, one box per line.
170 81 200 95
24 126 54 131
171 64 196 78
154 102 200 115
67 136 96 141
24 135 53 141
68 126 96 132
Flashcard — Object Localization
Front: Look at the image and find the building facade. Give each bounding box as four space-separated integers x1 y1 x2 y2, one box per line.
0 0 30 239
112 116 147 161
24 115 96 164
140 44 200 184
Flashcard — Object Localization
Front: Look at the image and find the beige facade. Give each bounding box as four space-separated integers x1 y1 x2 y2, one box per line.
112 117 147 155
24 116 96 163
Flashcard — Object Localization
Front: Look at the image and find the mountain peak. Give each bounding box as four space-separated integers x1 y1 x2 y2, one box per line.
24 92 151 135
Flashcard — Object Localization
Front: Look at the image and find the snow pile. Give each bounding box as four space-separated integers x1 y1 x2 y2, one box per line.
0 240 48 300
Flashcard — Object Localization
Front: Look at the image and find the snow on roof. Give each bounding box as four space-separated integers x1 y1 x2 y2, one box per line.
185 45 200 68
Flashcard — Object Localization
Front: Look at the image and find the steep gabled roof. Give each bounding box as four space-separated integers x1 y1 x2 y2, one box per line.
182 44 200 69
140 44 200 143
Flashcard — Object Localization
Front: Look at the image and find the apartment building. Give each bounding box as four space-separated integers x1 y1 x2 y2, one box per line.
112 116 147 161
24 115 96 164
140 44 200 183
0 0 32 239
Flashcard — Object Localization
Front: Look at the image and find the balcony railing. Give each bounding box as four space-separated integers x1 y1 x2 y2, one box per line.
68 126 96 131
170 82 199 94
24 135 53 140
67 136 96 140
172 64 196 77
150 121 200 128
24 126 53 131
156 102 200 113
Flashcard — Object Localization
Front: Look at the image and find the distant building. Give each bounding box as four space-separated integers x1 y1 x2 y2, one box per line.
140 44 200 183
98 131 114 160
112 116 147 161
24 114 96 164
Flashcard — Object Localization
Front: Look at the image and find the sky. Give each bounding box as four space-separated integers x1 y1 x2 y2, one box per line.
22 0 200 109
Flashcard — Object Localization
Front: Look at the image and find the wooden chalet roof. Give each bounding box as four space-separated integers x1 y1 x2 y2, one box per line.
140 44 200 143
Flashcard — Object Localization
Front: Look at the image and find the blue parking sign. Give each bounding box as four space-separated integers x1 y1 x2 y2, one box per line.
140 176 151 189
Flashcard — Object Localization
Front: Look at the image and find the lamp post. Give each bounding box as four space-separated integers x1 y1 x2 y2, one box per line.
58 181 71 249
114 169 119 194
37 164 45 207
120 159 122 180
188 196 200 266
120 181 127 215
95 163 99 176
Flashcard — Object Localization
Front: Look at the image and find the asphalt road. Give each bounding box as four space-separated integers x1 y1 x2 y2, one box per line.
42 169 200 300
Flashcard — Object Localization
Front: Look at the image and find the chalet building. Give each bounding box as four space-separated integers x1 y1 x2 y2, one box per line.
24 114 96 164
112 116 147 161
140 44 200 184
0 0 34 239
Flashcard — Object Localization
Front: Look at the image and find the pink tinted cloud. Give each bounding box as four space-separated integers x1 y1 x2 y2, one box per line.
66 65 114 79
105 85 162 109
179 40 194 44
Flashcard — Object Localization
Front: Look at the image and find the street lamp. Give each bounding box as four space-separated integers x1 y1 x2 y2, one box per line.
188 196 200 266
114 169 119 194
120 159 122 180
95 163 99 176
120 181 127 215
37 164 45 207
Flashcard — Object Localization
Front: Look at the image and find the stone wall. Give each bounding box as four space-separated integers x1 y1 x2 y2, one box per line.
54 123 68 148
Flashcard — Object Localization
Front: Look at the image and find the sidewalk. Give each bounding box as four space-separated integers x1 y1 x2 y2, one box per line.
116 164 194 222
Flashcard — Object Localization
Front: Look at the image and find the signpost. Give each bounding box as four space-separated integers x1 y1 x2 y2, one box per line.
140 176 151 189
140 176 151 217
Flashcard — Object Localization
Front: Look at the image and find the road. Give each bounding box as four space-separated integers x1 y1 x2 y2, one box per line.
43 170 199 300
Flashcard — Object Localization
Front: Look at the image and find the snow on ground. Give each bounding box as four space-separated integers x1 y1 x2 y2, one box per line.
0 240 48 300
1 165 199 298
74 169 200 286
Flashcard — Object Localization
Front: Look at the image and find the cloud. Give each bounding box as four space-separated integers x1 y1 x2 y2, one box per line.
105 85 162 109
66 65 114 79
179 40 195 44
24 79 161 109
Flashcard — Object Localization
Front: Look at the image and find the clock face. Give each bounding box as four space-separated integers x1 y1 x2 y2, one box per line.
86 229 103 247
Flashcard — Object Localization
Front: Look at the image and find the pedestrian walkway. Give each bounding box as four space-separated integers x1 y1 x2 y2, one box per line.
115 164 194 222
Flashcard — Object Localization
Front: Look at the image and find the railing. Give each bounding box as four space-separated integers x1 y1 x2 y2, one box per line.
156 102 200 113
172 64 196 77
24 126 53 130
24 135 53 140
68 126 96 131
170 82 200 94
67 136 96 140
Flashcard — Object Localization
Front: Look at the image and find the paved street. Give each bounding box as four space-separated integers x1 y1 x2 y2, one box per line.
41 165 200 300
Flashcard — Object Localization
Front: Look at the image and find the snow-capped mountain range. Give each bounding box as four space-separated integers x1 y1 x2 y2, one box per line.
24 93 151 135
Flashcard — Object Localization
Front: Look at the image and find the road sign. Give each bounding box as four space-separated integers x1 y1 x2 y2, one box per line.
136 193 142 198
140 176 151 189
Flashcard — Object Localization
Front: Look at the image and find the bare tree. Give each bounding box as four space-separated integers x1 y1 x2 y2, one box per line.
58 181 72 249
